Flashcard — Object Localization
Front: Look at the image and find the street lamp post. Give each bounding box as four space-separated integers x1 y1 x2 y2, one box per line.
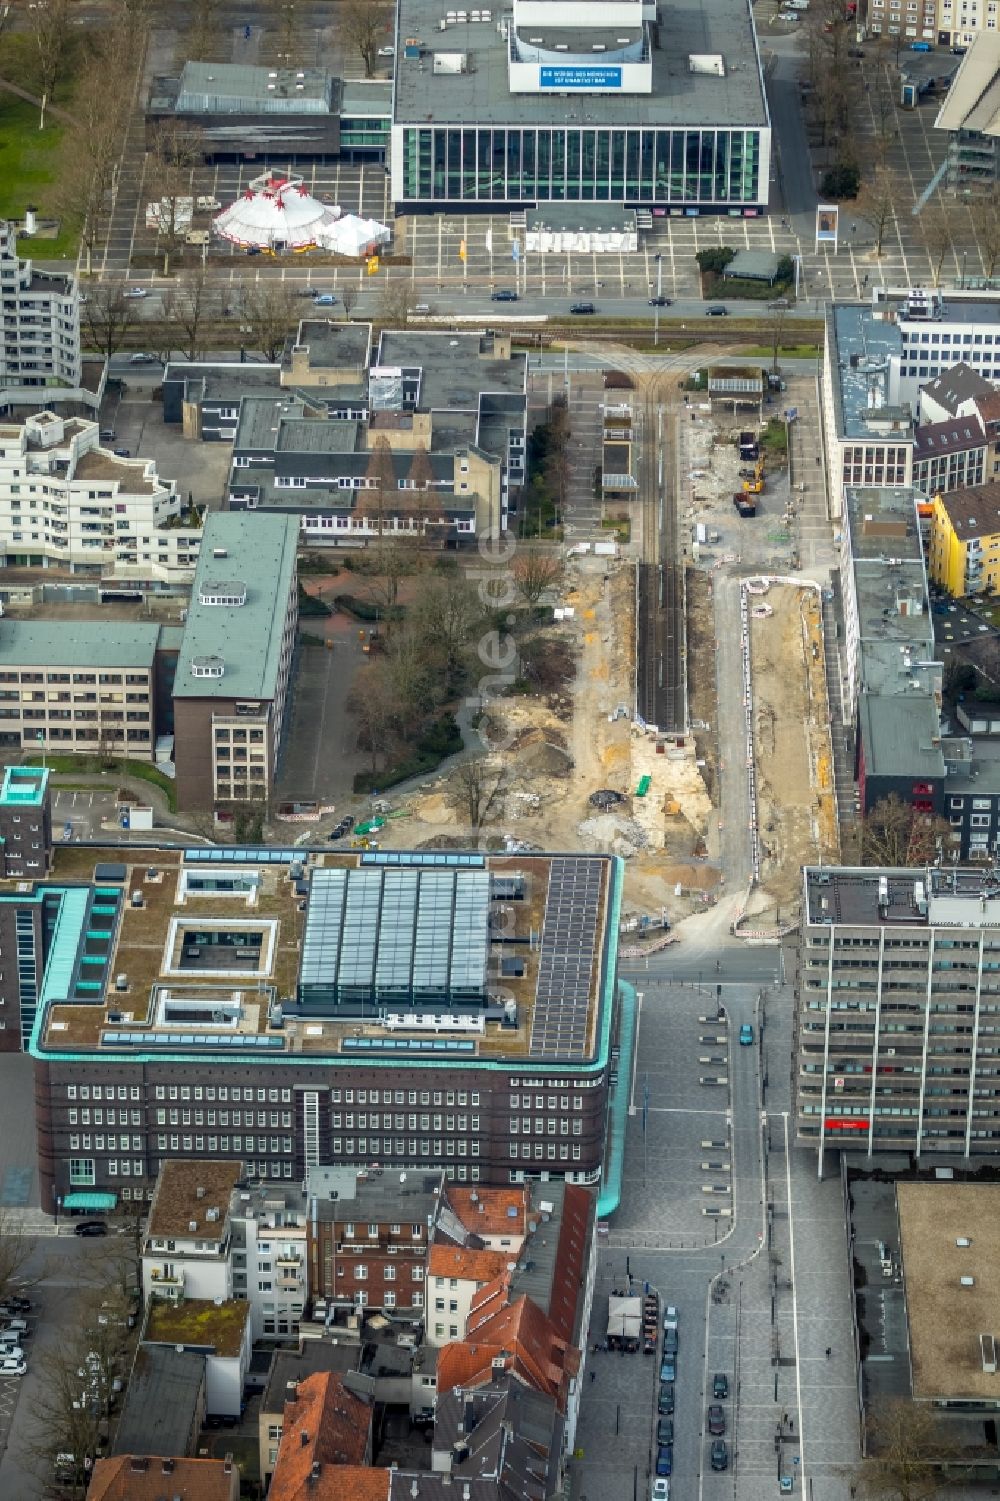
653 253 663 347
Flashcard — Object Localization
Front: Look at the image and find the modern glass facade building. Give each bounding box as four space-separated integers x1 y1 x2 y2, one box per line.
391 0 770 214
399 124 763 207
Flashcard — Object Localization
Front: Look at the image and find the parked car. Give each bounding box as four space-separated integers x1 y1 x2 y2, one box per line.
848 46 866 57
739 1023 755 1046
910 39 932 49
659 1356 675 1382
99 429 116 442
570 302 596 314
648 295 672 306
74 1220 108 1237
658 1382 674 1414
706 304 728 316
491 289 518 301
657 1418 674 1445
656 1446 673 1477
378 45 395 55
708 1404 726 1435
123 287 147 300
713 1372 729 1399
651 1483 669 1501
711 1439 729 1471
662 1304 678 1332
0 1357 25 1376
663 1327 678 1355
129 353 159 364
312 293 338 306
113 448 131 458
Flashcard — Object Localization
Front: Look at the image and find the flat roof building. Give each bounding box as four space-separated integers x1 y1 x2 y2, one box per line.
27 845 621 1212
172 512 298 813
390 0 771 213
147 62 342 158
798 865 1000 1168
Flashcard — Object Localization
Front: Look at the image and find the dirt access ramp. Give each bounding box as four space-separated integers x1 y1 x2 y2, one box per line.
750 582 839 908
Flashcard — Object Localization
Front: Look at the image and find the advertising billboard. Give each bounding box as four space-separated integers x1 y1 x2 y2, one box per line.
539 65 623 89
815 204 839 250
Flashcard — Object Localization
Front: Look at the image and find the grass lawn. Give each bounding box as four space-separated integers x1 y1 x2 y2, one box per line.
23 755 177 812
741 343 821 359
0 44 79 262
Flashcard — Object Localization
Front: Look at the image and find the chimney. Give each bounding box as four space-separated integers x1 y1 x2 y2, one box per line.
300 1430 310 1448
285 1380 299 1402
309 1460 322 1485
224 1453 233 1475
463 1397 475 1434
196 1185 206 1198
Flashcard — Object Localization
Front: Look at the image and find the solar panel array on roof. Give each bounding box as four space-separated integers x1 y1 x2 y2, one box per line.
362 850 486 868
184 847 300 864
530 857 604 1059
298 865 490 1010
100 1031 284 1050
341 1036 476 1054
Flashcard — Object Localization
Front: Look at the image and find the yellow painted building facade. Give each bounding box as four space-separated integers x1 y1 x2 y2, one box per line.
928 489 1000 597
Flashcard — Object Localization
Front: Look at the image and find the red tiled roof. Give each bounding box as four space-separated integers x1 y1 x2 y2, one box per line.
459 1295 580 1410
446 1186 527 1237
547 1184 592 1346
468 1271 510 1319
87 1455 237 1501
975 392 1000 425
428 1244 511 1282
267 1373 373 1501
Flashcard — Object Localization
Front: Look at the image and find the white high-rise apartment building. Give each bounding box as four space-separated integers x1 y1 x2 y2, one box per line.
0 221 80 397
0 411 201 582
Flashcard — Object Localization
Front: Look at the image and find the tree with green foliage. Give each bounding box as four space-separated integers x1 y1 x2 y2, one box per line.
695 246 736 275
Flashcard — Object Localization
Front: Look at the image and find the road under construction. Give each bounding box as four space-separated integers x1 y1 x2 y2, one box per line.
636 381 685 734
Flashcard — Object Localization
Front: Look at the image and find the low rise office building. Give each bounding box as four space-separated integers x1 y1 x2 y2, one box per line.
171 511 298 813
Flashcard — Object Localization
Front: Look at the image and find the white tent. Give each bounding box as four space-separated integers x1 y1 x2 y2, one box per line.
318 213 392 258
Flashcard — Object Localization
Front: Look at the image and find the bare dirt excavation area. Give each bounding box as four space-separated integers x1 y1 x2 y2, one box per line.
748 582 839 915
388 557 719 925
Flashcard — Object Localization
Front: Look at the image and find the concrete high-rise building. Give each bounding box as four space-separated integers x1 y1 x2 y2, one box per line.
798 864 1000 1171
0 220 80 400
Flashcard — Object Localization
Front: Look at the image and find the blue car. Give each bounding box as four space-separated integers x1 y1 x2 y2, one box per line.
739 1023 754 1046
656 1446 673 1477
659 1356 675 1383
910 39 932 49
312 292 338 306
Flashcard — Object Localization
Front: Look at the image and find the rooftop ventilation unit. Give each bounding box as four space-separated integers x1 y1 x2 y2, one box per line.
961 1276 976 1287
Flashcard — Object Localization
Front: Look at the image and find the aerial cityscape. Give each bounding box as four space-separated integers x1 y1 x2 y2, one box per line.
2 0 1000 1498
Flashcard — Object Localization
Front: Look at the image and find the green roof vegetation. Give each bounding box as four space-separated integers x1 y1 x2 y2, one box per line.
145 1297 250 1358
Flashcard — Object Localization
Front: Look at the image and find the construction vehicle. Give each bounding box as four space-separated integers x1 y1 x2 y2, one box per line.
742 455 765 494
738 430 759 461
733 492 757 518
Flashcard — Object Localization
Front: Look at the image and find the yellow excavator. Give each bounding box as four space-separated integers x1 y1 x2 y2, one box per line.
742 455 765 495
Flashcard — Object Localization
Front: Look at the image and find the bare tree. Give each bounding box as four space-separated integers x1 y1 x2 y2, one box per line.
340 285 359 320
382 625 445 734
855 164 905 258
146 122 198 276
26 0 73 130
377 281 416 325
447 757 511 830
235 278 298 360
81 281 135 364
916 198 956 288
342 0 394 77
860 794 952 867
511 550 565 605
347 661 397 775
162 269 219 360
768 303 790 377
856 1397 959 1501
52 45 134 274
262 0 303 63
409 571 484 688
0 1209 44 1301
186 0 224 62
968 188 1000 279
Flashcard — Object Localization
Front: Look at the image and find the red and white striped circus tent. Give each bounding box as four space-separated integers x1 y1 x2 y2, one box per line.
213 172 340 251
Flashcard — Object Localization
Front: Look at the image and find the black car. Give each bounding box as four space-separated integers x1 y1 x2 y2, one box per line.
74 1221 107 1238
657 1417 674 1445
707 1404 726 1436
712 1372 729 1399
648 295 672 307
706 305 729 316
570 302 596 314
491 289 518 302
710 1439 729 1471
658 1383 674 1415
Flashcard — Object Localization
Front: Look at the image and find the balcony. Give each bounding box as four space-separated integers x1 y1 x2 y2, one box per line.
276 1251 302 1267
149 1265 185 1290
